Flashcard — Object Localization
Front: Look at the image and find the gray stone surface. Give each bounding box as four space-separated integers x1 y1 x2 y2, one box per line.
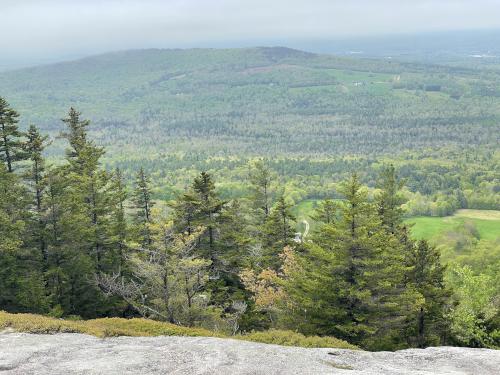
0 332 498 374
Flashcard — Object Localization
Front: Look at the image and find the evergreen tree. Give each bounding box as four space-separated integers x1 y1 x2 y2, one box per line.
376 166 452 347
312 199 339 246
60 107 103 173
23 125 50 265
110 168 129 273
407 240 452 347
191 171 226 268
262 195 295 270
0 97 25 172
172 172 250 309
0 164 27 309
60 108 116 273
293 174 418 348
132 167 154 247
375 165 405 234
249 161 274 220
312 199 338 225
42 167 100 317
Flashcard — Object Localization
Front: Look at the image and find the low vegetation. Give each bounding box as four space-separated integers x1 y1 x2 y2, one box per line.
0 311 356 349
235 329 357 349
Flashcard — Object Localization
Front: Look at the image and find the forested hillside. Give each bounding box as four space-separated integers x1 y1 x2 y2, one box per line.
0 47 498 211
1 99 499 350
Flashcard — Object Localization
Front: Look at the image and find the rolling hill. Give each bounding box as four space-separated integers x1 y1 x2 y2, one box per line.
1 47 499 200
1 47 499 159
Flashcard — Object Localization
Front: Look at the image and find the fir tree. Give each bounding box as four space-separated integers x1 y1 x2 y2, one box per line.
23 125 50 265
296 174 418 348
249 160 274 220
312 199 338 225
262 195 295 270
191 171 226 267
0 164 27 309
132 167 154 247
407 240 452 347
110 168 129 273
375 164 406 234
60 108 115 273
0 97 25 172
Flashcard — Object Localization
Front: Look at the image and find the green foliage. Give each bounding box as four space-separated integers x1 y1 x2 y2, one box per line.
131 167 154 246
237 329 358 349
447 266 499 348
405 240 452 347
0 97 25 172
0 311 217 338
0 311 356 349
0 97 497 351
262 195 296 270
0 49 499 212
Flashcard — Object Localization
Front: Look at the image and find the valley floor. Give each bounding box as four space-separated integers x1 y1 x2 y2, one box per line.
0 332 498 375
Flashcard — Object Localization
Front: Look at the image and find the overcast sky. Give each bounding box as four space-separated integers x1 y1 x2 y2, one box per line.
2 0 500 67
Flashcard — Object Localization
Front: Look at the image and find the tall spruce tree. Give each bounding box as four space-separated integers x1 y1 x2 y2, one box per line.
375 165 406 234
0 164 28 310
172 172 249 309
132 167 154 247
249 160 274 220
290 174 418 349
111 168 129 273
190 171 226 268
262 195 296 270
375 165 452 347
60 108 116 273
0 97 25 172
407 240 452 347
23 125 50 265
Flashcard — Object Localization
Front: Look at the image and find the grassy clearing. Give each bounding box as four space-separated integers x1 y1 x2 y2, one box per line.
454 209 500 221
406 210 500 242
0 311 357 349
292 199 319 220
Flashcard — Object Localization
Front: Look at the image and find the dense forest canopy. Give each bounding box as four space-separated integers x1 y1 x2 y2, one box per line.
0 47 498 210
0 99 498 350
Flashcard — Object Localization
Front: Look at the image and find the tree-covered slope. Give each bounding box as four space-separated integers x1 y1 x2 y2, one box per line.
1 47 499 161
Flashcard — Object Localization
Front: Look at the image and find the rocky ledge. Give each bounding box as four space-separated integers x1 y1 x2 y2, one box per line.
0 332 498 374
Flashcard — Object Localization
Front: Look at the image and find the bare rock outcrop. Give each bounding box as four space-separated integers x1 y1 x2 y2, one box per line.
0 332 498 374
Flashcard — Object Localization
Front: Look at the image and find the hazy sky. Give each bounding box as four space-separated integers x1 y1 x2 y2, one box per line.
2 0 500 66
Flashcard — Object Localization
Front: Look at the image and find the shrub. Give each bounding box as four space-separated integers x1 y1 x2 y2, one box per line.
236 329 358 349
0 312 357 349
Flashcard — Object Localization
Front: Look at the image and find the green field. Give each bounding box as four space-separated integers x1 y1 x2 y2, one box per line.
405 209 500 242
292 202 500 244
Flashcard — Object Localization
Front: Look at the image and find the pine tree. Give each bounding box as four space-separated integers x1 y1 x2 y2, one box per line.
312 199 338 225
60 108 115 273
0 97 25 172
172 172 248 309
375 166 452 347
0 164 27 309
407 240 452 347
41 108 119 317
23 125 50 265
110 168 129 273
60 107 103 173
312 199 339 246
293 174 418 348
132 167 154 247
249 160 274 220
191 171 226 268
375 164 405 234
262 195 295 270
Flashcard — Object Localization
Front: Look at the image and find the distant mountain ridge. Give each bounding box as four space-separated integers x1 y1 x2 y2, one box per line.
0 46 498 164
